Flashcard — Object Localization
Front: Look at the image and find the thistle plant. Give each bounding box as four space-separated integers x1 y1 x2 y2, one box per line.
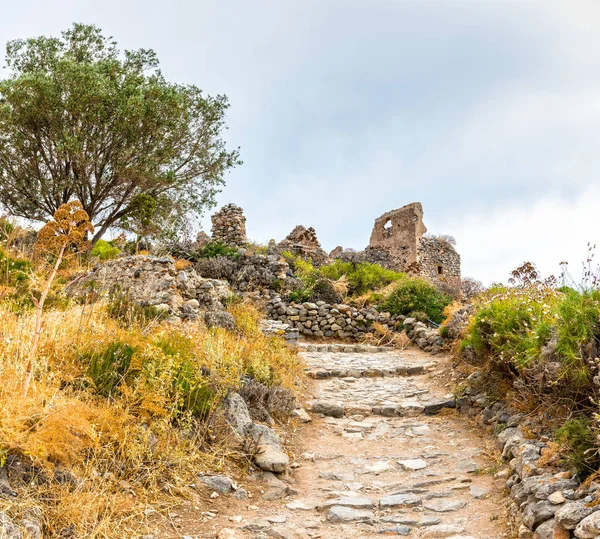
22 201 93 397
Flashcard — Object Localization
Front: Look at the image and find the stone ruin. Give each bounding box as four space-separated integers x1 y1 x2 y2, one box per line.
204 201 459 286
67 256 235 328
211 203 247 248
276 225 330 266
361 202 460 283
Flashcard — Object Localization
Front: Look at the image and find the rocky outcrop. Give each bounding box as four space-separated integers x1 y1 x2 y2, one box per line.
195 253 291 294
67 255 234 326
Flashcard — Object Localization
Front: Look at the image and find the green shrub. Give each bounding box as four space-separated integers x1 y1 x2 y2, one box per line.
91 239 121 260
555 418 600 478
84 342 137 397
318 260 405 296
198 242 240 259
0 248 32 286
461 286 600 386
555 289 600 382
382 279 451 324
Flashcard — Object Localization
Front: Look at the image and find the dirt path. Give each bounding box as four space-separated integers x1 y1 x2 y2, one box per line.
166 344 513 539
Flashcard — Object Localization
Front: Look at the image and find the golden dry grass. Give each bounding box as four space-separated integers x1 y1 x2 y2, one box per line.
0 298 305 536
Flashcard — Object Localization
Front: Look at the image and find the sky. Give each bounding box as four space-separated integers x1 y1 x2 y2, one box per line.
1 1 599 284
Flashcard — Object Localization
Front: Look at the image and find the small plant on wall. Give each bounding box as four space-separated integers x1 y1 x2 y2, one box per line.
22 201 93 397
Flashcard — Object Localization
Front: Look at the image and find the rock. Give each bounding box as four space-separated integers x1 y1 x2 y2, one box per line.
555 501 596 529
547 491 566 505
291 408 312 423
245 423 281 447
217 530 242 539
379 493 421 508
324 496 374 509
198 474 236 494
534 519 570 539
424 524 466 537
422 499 467 512
233 488 249 500
469 485 489 499
574 511 600 538
254 445 289 473
327 506 374 523
423 399 456 415
455 459 480 473
379 525 411 536
204 310 235 330
223 393 253 437
397 458 428 470
0 512 22 539
21 518 41 539
311 401 344 418
523 501 558 530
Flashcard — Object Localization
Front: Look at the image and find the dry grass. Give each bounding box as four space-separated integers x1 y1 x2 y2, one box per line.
361 322 410 349
0 298 304 536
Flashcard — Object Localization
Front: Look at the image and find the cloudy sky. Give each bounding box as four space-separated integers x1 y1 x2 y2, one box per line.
2 1 599 283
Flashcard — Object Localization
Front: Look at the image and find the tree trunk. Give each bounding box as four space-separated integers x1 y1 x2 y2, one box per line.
22 244 66 398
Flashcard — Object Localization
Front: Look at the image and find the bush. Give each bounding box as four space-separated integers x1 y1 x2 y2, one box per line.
0 248 32 286
84 342 137 397
318 260 405 296
91 239 121 260
381 278 451 324
198 242 240 259
555 419 600 478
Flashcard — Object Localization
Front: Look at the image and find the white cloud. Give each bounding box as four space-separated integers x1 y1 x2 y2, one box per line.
446 185 600 284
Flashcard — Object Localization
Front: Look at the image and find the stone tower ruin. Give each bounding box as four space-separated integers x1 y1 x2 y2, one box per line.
365 202 461 282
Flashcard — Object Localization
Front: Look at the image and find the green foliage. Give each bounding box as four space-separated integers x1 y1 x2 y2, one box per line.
0 24 241 241
382 279 451 324
198 242 240 259
0 248 32 286
555 289 600 381
462 286 558 370
555 419 600 478
461 285 600 386
91 239 121 260
84 342 137 397
318 260 405 296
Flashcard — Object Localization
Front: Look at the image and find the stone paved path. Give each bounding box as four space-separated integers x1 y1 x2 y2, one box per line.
183 345 512 539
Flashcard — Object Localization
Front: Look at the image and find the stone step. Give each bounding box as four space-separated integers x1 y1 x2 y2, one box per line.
310 398 456 418
297 343 390 353
305 362 433 379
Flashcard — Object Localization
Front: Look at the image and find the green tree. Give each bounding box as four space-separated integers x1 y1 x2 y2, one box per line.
0 24 241 243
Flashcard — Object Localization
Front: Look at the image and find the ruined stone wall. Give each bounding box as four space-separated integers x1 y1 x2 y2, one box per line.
211 203 247 248
368 202 427 270
276 225 330 266
417 237 461 283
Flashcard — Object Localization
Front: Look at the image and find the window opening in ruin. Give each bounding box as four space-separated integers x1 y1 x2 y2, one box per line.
383 219 392 230
437 265 444 275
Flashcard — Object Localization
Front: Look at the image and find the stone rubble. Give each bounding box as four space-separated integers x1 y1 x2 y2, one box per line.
67 255 234 326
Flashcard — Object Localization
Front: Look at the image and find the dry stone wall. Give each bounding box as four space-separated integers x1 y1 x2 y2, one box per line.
211 203 247 248
67 256 234 327
418 236 461 282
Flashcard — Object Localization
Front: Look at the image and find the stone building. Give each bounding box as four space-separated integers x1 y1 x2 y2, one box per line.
363 202 461 282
